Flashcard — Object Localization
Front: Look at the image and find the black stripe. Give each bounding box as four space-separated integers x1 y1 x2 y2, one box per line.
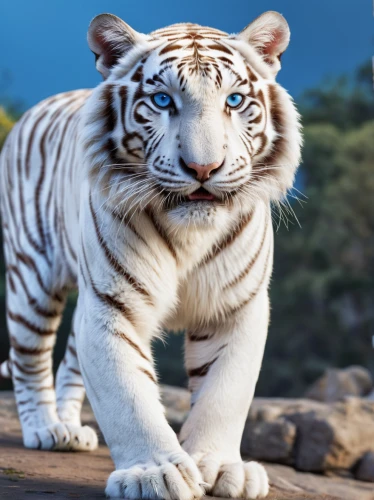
114 330 151 362
188 357 218 378
101 84 117 132
89 195 152 302
81 245 135 324
146 210 177 260
7 265 62 318
200 210 253 265
188 332 212 342
223 221 268 290
7 310 56 336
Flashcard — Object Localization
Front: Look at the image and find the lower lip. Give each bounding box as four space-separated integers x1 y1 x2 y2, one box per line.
187 193 216 201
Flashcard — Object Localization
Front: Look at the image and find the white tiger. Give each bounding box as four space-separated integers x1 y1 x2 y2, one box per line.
0 10 302 499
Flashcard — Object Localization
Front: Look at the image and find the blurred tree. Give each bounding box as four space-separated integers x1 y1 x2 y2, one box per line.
0 61 373 395
299 61 374 130
258 61 374 396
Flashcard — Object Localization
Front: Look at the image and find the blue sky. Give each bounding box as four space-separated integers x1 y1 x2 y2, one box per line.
0 0 371 109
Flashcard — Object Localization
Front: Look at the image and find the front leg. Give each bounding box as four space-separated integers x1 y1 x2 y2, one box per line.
77 280 204 499
180 291 270 499
76 200 204 500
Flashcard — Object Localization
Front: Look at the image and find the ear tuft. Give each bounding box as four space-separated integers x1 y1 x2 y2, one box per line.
237 11 290 75
88 13 144 79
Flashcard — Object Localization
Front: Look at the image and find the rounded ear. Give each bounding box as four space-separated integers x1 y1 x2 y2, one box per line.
88 13 146 79
236 11 290 75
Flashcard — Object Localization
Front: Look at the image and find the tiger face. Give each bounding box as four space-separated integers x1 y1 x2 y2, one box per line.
84 12 302 227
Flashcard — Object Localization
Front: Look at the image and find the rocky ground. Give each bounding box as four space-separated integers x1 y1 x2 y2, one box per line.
1 387 374 500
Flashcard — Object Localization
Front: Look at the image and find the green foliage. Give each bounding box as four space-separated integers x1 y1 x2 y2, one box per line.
298 61 374 130
0 107 15 150
0 61 373 395
257 61 374 396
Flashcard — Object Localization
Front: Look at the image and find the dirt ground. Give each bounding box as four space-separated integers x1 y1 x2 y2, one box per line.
1 392 372 500
0 438 326 500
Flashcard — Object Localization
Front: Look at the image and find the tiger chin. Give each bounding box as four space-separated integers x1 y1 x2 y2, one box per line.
0 10 302 500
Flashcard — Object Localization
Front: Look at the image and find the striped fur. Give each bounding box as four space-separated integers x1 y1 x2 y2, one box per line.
0 11 301 500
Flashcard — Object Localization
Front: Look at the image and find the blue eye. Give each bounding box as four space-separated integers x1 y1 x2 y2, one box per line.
152 92 173 109
226 93 244 108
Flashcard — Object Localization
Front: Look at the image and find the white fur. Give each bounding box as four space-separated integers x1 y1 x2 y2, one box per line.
0 11 302 499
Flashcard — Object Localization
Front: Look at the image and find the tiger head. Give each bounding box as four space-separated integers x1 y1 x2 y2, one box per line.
83 12 302 227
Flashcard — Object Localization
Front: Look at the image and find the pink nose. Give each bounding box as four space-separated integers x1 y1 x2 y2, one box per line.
187 162 221 182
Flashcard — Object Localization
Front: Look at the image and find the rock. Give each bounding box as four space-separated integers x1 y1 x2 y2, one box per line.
2 390 374 499
160 384 190 432
305 366 373 402
241 418 296 463
367 389 374 401
292 397 374 472
267 463 374 500
355 452 374 482
244 397 374 474
160 384 190 412
162 388 374 476
244 398 325 467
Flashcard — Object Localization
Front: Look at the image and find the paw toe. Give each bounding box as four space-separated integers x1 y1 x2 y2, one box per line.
23 422 98 452
65 424 98 451
24 422 70 451
243 462 269 499
195 455 220 488
212 462 245 498
195 455 269 499
106 453 204 499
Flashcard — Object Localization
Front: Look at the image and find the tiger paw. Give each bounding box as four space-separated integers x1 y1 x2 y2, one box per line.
106 451 205 499
23 422 98 451
64 423 98 451
23 422 71 451
195 455 269 499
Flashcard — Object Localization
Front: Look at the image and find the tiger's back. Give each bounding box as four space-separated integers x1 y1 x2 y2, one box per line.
1 90 91 289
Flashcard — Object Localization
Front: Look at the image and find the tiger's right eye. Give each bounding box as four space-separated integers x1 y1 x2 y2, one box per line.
226 93 244 109
152 93 173 109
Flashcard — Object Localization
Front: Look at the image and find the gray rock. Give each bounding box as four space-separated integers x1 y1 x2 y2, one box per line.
293 397 374 471
245 397 374 474
160 388 374 476
367 389 374 401
160 384 190 412
2 390 374 498
355 452 374 482
160 384 190 432
3 390 374 499
241 418 296 463
305 366 373 402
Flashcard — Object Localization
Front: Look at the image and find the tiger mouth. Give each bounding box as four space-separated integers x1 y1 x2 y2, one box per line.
186 187 217 202
160 186 235 211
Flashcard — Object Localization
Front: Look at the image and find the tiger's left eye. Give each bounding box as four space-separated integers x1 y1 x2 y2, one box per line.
226 93 244 109
152 92 173 109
